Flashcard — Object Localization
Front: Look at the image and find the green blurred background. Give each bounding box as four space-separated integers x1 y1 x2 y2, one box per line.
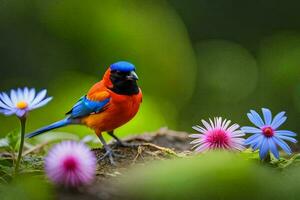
1 0 300 139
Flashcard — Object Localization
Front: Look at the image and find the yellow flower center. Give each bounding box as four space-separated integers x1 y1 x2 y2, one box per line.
16 101 28 109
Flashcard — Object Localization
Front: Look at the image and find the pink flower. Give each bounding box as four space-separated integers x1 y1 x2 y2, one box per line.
45 141 97 187
190 117 245 152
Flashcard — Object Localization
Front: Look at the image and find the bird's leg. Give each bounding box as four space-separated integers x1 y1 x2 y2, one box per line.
107 130 123 146
108 130 140 147
97 134 124 166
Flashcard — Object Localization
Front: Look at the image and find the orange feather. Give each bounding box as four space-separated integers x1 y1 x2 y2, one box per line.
81 68 142 135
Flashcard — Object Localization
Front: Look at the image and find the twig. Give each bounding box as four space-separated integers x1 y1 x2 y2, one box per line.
23 141 49 156
140 143 179 157
132 146 144 163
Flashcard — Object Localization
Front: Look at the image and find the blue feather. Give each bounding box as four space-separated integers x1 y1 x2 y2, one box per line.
26 96 110 138
68 96 110 118
25 118 73 138
110 61 135 72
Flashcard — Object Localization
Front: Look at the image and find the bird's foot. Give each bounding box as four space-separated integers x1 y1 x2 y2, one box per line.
98 148 125 166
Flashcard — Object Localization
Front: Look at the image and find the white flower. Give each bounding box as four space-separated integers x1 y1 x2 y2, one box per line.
0 87 52 117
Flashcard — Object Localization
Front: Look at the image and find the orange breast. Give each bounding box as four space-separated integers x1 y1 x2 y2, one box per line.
82 90 142 135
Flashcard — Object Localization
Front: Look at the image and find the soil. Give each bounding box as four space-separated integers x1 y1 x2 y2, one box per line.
57 128 192 200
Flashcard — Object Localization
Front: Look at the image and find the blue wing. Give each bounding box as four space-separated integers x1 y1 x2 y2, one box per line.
26 96 110 139
66 96 110 119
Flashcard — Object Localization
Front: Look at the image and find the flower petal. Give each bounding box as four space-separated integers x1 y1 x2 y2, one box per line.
275 130 297 137
30 97 53 109
209 118 215 129
247 111 264 128
215 117 222 129
10 89 18 105
241 126 261 134
1 92 14 107
23 87 29 99
268 138 279 159
189 134 203 139
262 108 272 125
250 110 265 125
259 137 269 159
201 119 212 131
190 138 203 144
273 137 292 155
0 108 5 113
192 125 207 134
271 111 286 129
192 142 205 149
16 109 26 117
0 96 12 109
232 143 245 151
251 135 264 150
244 133 262 145
227 123 239 133
2 109 16 116
222 119 231 130
272 116 287 130
194 143 210 152
231 130 245 137
30 89 47 106
231 138 245 145
17 88 24 101
276 135 297 143
28 88 36 103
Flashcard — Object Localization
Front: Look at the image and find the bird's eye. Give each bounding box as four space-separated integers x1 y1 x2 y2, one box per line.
111 70 120 75
111 70 127 79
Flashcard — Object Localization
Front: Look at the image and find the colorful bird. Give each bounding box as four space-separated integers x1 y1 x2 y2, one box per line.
26 61 142 164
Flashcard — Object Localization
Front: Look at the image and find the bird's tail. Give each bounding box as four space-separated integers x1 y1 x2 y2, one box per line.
25 118 73 138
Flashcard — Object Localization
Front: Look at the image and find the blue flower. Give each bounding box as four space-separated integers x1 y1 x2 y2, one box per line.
241 108 297 160
0 87 53 118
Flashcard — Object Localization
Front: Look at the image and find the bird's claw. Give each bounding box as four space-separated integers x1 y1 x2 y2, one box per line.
98 149 125 166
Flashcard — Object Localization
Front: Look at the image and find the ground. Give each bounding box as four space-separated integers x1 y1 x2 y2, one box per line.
57 128 192 200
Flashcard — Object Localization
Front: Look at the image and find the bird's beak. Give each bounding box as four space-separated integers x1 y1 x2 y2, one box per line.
126 71 139 80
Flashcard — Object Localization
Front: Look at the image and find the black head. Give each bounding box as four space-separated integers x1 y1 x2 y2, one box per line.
109 61 139 95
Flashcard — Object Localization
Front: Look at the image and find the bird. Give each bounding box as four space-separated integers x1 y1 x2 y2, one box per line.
26 61 142 165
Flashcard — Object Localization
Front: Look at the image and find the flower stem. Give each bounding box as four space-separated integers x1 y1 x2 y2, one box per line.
15 117 26 175
263 153 271 163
